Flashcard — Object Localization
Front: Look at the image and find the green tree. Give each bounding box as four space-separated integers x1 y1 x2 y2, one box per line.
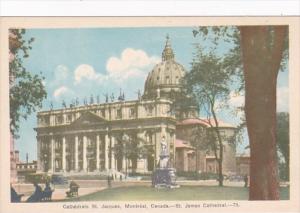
276 112 289 180
193 25 288 199
185 48 233 186
113 133 143 175
188 124 207 179
9 29 47 137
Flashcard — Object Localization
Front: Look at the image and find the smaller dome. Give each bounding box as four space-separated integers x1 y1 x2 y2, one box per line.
143 35 186 99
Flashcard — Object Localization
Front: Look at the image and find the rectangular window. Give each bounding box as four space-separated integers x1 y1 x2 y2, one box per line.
147 105 153 116
66 114 72 123
166 76 170 84
56 115 63 124
129 108 135 118
101 109 105 117
116 108 122 119
45 116 50 125
219 130 226 137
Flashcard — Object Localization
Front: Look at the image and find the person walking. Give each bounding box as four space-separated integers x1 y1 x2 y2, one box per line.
27 182 43 202
107 175 112 188
244 175 249 187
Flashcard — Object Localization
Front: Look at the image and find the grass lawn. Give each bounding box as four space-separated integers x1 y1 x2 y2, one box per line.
67 186 289 201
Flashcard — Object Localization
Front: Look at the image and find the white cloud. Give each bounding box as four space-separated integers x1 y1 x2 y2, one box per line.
225 87 288 113
55 64 70 81
72 48 159 87
49 65 71 89
106 48 160 82
53 86 74 99
277 86 289 112
228 91 244 108
214 91 244 113
74 64 105 84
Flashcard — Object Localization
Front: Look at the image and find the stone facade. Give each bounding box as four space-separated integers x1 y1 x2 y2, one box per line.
175 118 237 175
236 154 250 175
16 160 37 182
35 36 238 176
35 99 176 174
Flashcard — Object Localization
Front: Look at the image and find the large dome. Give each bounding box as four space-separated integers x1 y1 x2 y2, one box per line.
143 35 186 99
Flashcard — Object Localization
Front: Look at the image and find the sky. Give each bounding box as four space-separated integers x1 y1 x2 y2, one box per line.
14 27 289 162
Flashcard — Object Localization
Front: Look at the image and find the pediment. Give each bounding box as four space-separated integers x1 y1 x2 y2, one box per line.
70 111 107 127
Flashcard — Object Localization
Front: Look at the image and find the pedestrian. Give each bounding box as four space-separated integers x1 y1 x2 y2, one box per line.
27 182 43 202
244 175 249 187
107 175 111 188
11 184 24 202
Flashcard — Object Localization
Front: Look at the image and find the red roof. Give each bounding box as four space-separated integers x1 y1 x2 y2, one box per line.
176 118 209 126
177 118 234 128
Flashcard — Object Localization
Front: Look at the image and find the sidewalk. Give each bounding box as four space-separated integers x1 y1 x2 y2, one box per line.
20 186 106 202
14 180 289 202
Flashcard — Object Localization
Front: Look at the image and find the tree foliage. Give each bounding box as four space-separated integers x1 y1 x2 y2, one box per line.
193 26 288 84
9 29 47 138
192 25 288 199
113 133 150 174
276 112 289 180
184 47 234 186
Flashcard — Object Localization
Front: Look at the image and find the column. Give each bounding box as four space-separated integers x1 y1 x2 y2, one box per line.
75 136 79 171
111 135 115 169
155 131 160 165
62 137 66 172
37 137 41 171
96 134 100 170
51 138 55 173
122 156 126 172
105 134 109 170
136 131 145 172
171 132 176 166
83 135 87 172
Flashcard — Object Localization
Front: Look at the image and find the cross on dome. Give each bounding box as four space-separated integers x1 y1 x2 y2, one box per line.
162 34 175 61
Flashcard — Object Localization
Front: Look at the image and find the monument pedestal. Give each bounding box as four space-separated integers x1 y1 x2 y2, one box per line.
152 167 180 188
151 136 180 188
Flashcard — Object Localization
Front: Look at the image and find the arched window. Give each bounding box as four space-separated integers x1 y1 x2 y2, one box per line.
166 76 170 84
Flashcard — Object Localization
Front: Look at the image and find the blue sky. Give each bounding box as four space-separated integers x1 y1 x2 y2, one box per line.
15 27 289 162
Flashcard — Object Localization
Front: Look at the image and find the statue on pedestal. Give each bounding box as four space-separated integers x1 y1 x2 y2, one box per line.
152 135 179 189
159 136 169 168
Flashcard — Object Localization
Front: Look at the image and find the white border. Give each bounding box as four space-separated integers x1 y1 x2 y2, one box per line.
0 0 300 17
0 16 299 213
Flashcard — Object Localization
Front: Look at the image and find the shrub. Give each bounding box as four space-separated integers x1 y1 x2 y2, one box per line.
176 171 218 180
25 173 51 183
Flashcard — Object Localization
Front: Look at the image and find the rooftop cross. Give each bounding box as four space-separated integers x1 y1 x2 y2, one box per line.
162 34 174 61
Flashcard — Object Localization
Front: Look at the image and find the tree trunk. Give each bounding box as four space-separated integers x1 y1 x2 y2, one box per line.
211 102 224 187
195 148 199 179
217 159 223 186
239 26 287 200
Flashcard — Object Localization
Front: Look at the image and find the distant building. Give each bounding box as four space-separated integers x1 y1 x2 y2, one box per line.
10 135 18 183
35 35 238 176
16 160 38 182
175 139 196 172
14 153 37 182
236 154 250 175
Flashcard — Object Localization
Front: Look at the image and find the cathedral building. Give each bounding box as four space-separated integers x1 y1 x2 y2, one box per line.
35 36 237 175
